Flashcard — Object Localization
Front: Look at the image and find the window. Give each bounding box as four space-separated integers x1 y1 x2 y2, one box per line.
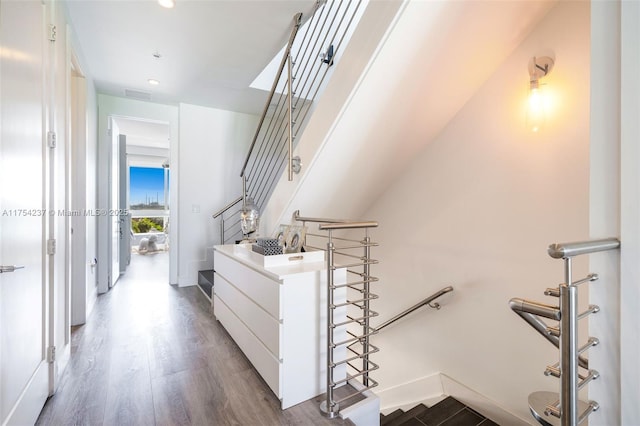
129 166 167 210
129 166 169 236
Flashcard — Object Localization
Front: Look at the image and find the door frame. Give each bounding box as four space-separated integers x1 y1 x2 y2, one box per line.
97 97 179 294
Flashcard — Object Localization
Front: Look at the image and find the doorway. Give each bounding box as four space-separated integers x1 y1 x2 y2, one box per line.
113 117 171 283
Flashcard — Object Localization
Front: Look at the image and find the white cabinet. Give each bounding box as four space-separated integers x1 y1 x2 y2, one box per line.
213 244 346 409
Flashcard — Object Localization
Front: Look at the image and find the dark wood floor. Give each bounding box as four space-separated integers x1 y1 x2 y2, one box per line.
36 253 352 426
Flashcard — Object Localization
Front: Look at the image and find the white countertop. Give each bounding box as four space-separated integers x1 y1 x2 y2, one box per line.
214 244 328 281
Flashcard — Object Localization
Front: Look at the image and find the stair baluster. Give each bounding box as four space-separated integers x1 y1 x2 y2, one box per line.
510 238 619 426
292 211 380 419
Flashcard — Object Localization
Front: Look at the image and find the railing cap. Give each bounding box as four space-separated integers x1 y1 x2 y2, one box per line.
547 238 620 259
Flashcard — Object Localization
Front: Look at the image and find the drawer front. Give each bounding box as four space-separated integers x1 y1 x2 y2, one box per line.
214 272 281 358
214 296 281 398
214 251 280 319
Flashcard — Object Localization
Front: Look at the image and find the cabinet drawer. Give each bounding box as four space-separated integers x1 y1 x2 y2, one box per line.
214 251 280 319
214 272 281 358
214 296 281 398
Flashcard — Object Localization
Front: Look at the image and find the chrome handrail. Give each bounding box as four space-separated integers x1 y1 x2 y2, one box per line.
212 196 242 219
293 210 378 229
212 195 243 245
240 12 303 178
509 299 589 370
511 237 620 426
293 209 351 224
547 238 620 259
319 221 378 230
377 286 454 332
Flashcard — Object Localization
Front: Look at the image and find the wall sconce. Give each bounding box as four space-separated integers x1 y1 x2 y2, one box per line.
527 56 554 133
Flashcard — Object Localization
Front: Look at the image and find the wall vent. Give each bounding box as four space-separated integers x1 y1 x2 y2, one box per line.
124 89 152 101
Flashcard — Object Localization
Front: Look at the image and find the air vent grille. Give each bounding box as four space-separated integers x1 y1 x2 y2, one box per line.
124 89 152 101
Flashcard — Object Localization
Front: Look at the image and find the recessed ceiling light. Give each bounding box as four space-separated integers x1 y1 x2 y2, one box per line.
158 0 175 8
148 79 160 86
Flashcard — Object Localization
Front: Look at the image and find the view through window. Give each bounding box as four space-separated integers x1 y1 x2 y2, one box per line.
129 166 169 238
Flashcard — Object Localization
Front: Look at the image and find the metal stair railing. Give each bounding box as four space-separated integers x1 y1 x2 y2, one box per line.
213 1 365 244
376 285 454 332
293 210 379 418
211 195 243 245
510 237 620 426
240 0 365 212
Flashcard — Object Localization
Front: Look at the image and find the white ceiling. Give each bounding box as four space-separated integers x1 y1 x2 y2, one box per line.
65 0 317 115
114 117 170 149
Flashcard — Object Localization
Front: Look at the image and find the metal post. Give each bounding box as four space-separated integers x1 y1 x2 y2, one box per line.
320 232 339 418
560 257 578 426
220 217 225 245
242 174 247 206
287 53 294 181
362 232 371 386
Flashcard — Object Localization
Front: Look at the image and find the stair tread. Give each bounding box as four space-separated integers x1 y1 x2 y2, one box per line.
197 270 214 299
416 397 466 425
380 409 405 426
381 397 498 426
385 404 429 426
198 269 214 285
397 418 426 426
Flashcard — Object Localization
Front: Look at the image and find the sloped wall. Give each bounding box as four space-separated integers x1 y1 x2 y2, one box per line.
261 0 555 234
366 1 589 421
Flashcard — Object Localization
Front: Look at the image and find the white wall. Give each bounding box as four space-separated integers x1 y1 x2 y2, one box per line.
591 1 640 425
619 2 640 423
65 9 99 326
364 1 590 422
96 95 179 289
177 103 257 286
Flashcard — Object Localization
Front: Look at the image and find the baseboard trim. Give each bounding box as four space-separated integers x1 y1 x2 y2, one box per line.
376 372 444 414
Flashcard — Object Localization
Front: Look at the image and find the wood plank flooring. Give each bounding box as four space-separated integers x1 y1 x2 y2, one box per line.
36 253 352 425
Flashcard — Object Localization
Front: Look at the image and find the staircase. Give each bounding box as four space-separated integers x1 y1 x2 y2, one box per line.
379 397 498 426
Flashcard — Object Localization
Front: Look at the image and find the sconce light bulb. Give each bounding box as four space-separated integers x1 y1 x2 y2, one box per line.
526 56 554 133
527 82 545 133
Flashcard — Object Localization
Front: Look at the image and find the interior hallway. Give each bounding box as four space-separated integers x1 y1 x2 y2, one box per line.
35 253 351 425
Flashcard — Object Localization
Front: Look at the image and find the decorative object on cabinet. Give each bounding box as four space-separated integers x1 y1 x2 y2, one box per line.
274 224 289 248
240 197 259 242
284 225 306 253
252 238 283 256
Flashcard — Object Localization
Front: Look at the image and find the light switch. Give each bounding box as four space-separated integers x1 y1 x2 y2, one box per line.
192 204 200 213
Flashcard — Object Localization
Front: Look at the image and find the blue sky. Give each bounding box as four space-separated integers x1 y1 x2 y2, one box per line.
130 167 166 206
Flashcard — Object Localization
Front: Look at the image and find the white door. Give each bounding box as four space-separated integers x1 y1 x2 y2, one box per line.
110 119 120 287
0 0 50 424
